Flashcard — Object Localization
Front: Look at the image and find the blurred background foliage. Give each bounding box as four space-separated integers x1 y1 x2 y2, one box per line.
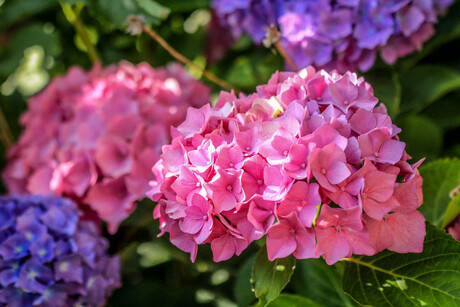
0 0 459 306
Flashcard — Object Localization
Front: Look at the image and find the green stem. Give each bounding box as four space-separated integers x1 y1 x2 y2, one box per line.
61 3 100 63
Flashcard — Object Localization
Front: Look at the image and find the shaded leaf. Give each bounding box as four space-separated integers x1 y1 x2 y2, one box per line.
134 0 170 20
419 158 460 227
252 246 296 307
421 92 460 131
234 255 256 307
342 223 460 307
398 114 443 161
294 258 355 307
0 23 62 76
88 0 167 29
364 70 401 118
155 0 210 12
0 0 55 30
267 294 321 307
399 66 460 114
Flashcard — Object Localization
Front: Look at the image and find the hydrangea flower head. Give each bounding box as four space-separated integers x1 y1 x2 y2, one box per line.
0 195 120 306
3 62 210 233
212 0 453 72
149 66 425 264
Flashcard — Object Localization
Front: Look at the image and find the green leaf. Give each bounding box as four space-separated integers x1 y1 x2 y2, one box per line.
88 0 167 29
137 241 172 267
397 114 443 161
155 0 210 13
58 0 89 4
0 0 56 30
225 51 283 92
399 66 460 114
134 0 170 20
363 70 401 118
294 258 355 307
443 193 460 228
419 159 460 227
0 23 62 77
342 223 460 307
251 246 296 307
266 294 321 307
421 92 460 131
234 255 256 307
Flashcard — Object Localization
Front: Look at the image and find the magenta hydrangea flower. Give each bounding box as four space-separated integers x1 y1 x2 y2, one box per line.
0 195 120 306
212 0 453 72
149 66 425 264
3 62 210 233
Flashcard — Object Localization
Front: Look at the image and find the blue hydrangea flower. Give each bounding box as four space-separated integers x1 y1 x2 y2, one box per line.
0 195 121 307
212 0 453 72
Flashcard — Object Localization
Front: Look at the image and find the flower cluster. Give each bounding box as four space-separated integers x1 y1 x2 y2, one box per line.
149 67 425 264
0 195 120 306
3 61 210 233
212 0 453 72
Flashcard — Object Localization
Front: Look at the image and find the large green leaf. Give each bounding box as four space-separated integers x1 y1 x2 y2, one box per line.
267 294 321 307
252 246 296 307
294 258 355 307
419 159 460 227
342 223 460 307
398 114 443 162
399 66 460 114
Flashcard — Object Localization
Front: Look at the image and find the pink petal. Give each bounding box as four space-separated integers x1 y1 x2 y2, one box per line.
315 228 350 265
326 161 351 185
266 221 297 261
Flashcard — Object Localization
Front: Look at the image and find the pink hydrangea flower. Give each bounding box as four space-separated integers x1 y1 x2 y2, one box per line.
3 62 210 233
149 67 425 263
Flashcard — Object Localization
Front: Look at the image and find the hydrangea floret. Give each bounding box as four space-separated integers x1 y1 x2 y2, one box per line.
0 195 120 306
3 62 210 233
212 0 453 72
149 66 425 264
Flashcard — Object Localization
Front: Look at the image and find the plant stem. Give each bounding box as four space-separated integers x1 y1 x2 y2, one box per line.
141 25 239 94
0 106 13 149
266 27 299 72
274 40 299 72
61 3 101 64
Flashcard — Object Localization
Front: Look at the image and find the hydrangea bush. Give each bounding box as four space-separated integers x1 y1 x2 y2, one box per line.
0 195 120 306
213 0 453 72
149 66 425 264
3 62 210 233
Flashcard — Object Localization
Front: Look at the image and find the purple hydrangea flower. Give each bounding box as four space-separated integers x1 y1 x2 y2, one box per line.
0 195 121 307
212 0 453 72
